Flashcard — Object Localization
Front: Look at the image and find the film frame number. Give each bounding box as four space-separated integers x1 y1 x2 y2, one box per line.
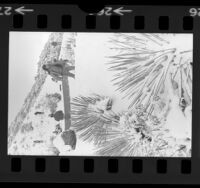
0 6 34 16
97 7 113 16
189 8 200 17
0 7 12 16
90 7 132 16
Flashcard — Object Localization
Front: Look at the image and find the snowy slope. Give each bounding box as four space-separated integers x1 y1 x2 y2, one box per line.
8 33 64 154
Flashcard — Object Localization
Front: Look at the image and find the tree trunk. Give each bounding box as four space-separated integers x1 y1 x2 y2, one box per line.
62 75 71 130
59 33 76 131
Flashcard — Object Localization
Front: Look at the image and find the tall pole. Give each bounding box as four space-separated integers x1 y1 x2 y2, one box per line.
58 33 76 131
62 74 71 130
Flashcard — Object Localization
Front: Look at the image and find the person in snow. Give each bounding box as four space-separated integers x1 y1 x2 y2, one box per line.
164 72 191 140
49 110 65 122
53 129 77 154
61 130 77 150
42 59 75 81
34 111 44 115
90 97 113 114
53 124 62 135
51 41 61 47
179 97 187 112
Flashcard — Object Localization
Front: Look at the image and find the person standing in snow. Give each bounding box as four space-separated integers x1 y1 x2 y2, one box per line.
42 59 75 81
34 111 44 115
53 129 77 154
49 111 77 153
49 110 65 121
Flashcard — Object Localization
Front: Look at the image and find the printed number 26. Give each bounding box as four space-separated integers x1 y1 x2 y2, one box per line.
97 7 113 16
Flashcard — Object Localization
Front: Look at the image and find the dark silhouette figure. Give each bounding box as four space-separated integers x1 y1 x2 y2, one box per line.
61 130 77 150
49 110 64 122
34 111 44 115
53 124 62 135
42 59 75 81
106 99 112 110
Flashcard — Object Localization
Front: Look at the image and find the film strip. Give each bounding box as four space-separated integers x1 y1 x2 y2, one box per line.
0 2 199 184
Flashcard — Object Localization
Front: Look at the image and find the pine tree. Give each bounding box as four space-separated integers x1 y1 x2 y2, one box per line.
71 33 192 157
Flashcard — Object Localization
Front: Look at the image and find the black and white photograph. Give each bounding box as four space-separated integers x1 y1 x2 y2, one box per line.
8 32 193 157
